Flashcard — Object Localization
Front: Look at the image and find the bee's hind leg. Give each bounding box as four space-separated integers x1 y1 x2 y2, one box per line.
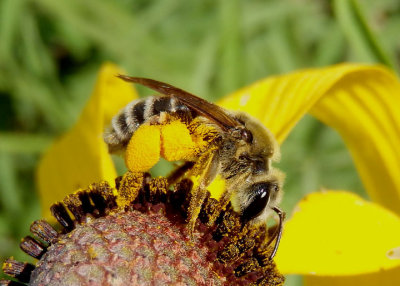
186 152 219 237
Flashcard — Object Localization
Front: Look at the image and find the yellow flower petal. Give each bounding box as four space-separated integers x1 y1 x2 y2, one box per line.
218 64 400 215
274 191 400 276
207 174 226 200
387 246 400 259
37 63 137 219
190 174 226 200
303 267 400 286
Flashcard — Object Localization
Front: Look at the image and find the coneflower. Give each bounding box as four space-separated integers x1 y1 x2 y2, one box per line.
1 171 284 286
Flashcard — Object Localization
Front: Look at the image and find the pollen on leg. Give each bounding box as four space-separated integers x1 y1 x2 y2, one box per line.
187 117 219 154
160 119 198 161
125 124 161 172
116 171 147 209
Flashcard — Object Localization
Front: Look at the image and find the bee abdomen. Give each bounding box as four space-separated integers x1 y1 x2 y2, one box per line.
105 96 191 153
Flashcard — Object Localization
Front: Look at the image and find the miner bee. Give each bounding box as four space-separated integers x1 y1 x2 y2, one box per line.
104 76 285 259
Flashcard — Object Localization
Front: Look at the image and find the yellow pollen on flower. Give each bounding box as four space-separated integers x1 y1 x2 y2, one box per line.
87 246 97 259
2 261 12 271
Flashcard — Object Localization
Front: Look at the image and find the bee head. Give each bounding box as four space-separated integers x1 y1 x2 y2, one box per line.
226 112 280 176
241 181 278 223
230 167 285 225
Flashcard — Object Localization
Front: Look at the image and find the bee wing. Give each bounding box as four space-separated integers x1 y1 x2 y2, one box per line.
117 75 239 130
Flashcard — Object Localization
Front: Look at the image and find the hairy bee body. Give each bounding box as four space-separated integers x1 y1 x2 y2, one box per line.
105 96 193 153
105 76 285 259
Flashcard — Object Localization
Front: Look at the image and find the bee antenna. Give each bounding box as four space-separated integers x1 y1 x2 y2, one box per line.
266 206 285 260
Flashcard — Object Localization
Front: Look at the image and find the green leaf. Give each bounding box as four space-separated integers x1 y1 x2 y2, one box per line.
0 153 21 214
333 0 395 71
0 0 25 65
217 0 244 95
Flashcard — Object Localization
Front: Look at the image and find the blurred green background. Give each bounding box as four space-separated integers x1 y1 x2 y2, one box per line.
0 0 399 284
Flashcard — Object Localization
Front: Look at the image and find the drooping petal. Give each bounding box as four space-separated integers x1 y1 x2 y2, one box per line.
274 191 400 276
218 64 400 215
303 268 400 286
37 63 137 219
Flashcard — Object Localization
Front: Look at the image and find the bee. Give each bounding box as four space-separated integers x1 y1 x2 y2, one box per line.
104 76 285 259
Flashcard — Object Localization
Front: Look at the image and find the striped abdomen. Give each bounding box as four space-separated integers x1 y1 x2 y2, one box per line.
104 96 192 153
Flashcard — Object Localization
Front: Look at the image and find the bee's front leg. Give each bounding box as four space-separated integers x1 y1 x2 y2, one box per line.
186 151 219 237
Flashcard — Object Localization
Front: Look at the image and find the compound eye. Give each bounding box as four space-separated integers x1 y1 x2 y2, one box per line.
242 183 271 222
241 129 253 143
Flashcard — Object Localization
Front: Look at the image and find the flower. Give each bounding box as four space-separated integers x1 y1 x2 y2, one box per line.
36 63 400 284
3 174 283 285
218 64 400 285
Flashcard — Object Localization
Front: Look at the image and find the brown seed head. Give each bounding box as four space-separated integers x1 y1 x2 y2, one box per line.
1 173 284 286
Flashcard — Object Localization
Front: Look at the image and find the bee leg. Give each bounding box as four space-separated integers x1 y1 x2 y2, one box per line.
186 152 219 236
167 161 195 186
266 207 285 260
204 195 231 227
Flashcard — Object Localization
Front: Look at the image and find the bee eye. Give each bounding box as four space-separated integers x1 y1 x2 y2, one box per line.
241 129 253 143
242 183 271 222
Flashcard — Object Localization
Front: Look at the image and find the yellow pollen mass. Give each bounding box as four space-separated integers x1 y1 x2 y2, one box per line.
160 120 198 161
125 124 161 172
125 118 218 173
